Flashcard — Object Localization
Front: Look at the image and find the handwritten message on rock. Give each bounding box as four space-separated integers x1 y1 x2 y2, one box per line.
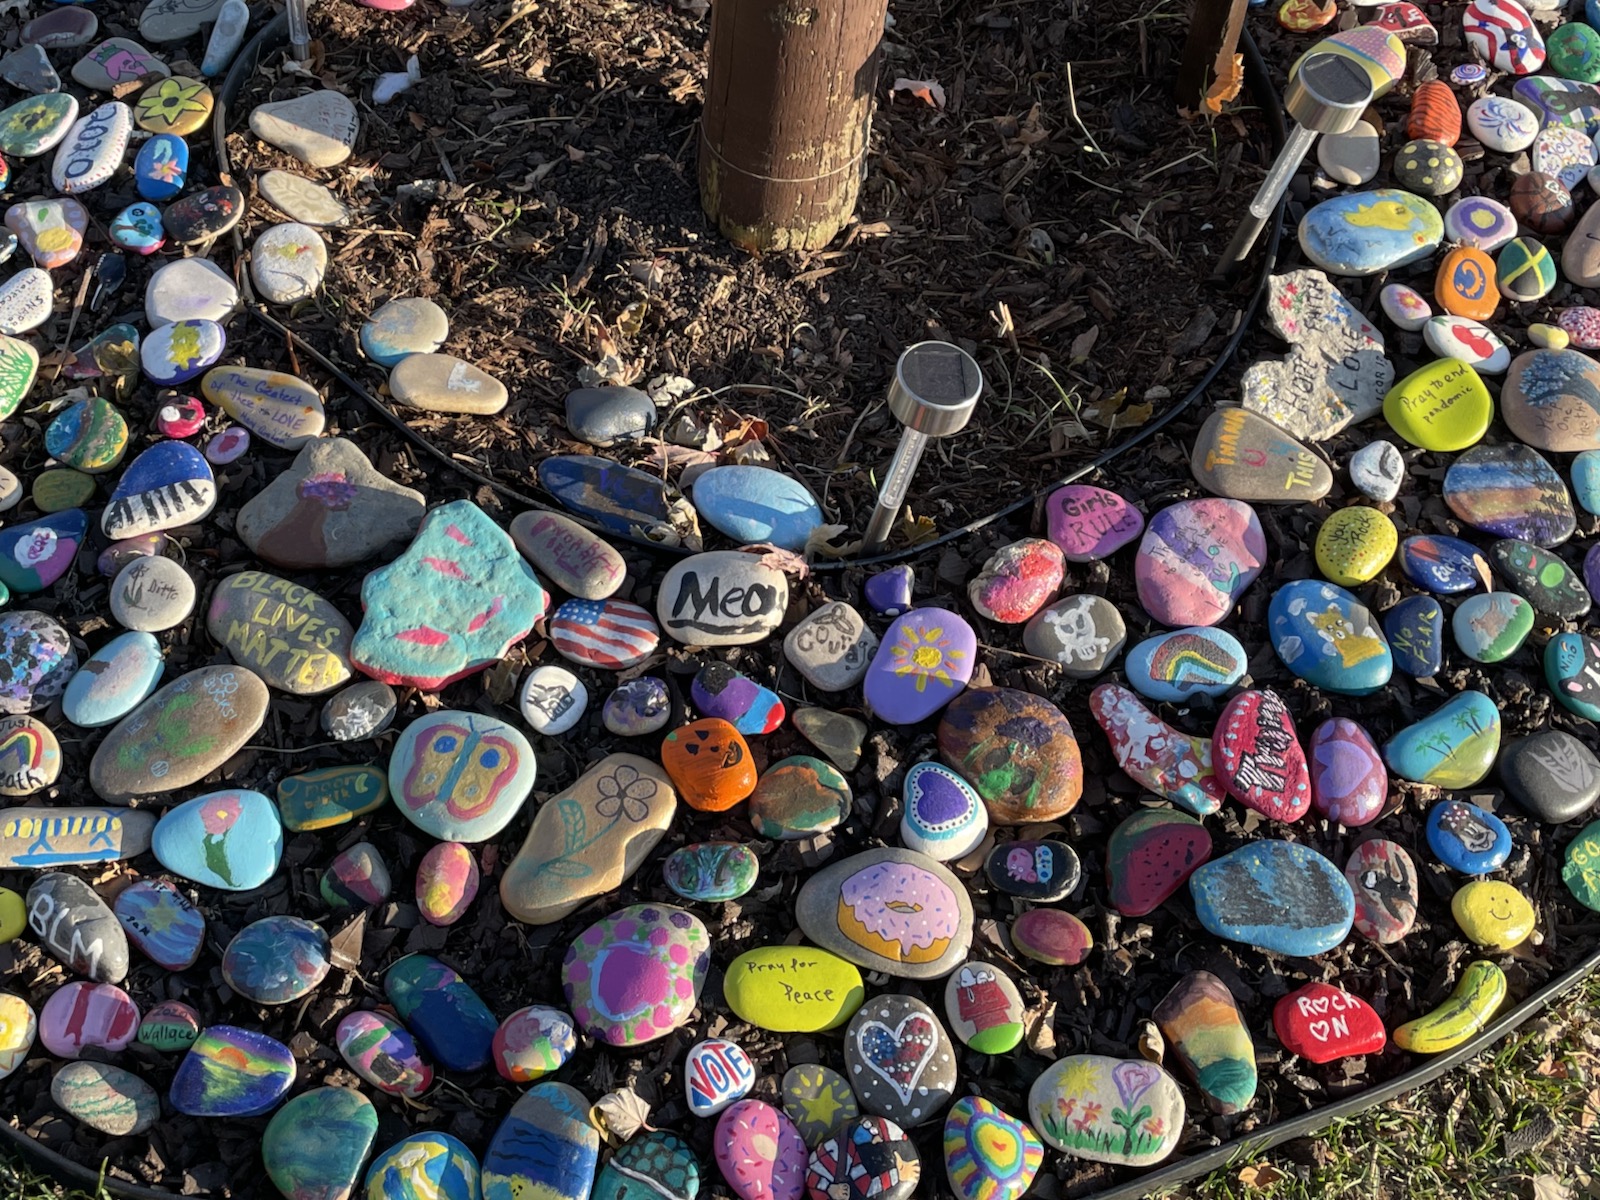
206 571 353 695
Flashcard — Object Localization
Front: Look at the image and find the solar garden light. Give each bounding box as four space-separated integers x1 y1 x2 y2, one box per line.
287 0 313 65
860 341 984 557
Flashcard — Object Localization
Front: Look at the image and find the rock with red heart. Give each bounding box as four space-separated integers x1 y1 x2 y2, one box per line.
843 994 957 1128
1271 981 1386 1063
1214 689 1311 822
1309 717 1387 826
967 538 1064 624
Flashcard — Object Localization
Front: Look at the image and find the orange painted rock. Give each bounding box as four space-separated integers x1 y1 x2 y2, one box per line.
937 687 1083 823
1408 81 1461 146
1434 247 1498 321
661 718 757 812
1279 0 1335 31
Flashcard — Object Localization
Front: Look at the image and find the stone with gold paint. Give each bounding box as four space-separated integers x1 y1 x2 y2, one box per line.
205 569 354 694
134 76 213 137
1393 138 1462 196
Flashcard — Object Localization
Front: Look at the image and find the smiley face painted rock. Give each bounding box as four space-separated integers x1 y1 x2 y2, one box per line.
388 710 534 842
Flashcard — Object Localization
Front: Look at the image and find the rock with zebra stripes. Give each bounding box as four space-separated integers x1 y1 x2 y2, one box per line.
102 441 216 540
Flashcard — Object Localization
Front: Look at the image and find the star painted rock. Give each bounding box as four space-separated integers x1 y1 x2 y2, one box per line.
1214 689 1311 823
1135 499 1266 626
937 687 1082 823
783 1064 860 1145
388 710 534 842
1308 718 1387 825
1089 684 1225 816
1189 841 1354 956
562 904 709 1046
1272 982 1385 1062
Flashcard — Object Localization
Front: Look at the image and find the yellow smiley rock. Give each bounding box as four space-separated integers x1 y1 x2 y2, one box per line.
1451 879 1536 950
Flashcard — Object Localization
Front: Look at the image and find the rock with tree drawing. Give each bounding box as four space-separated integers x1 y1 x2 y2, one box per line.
1188 841 1353 956
1383 690 1501 788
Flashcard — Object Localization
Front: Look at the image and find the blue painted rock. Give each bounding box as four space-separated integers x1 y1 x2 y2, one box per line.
1135 498 1266 626
693 464 823 551
594 1132 699 1200
0 510 85 593
106 203 160 252
1398 534 1490 593
336 1010 433 1097
1575 450 1600 513
562 903 710 1045
1452 593 1534 662
0 611 77 713
27 871 128 982
1298 188 1444 275
201 366 326 448
482 1082 598 1200
937 687 1083 823
321 841 391 908
1490 539 1591 618
1382 595 1444 677
1267 580 1392 695
663 842 759 902
1189 841 1354 955
1443 443 1575 547
352 500 547 689
1089 683 1226 816
388 710 534 842
263 1087 379 1200
38 981 139 1058
864 564 915 615
747 754 850 838
1125 626 1245 702
491 1005 576 1084
1105 809 1210 916
901 762 988 861
134 132 186 200
139 1001 200 1052
221 915 329 1004
1383 691 1501 788
1308 718 1387 826
864 607 977 724
102 441 216 540
416 841 479 925
1548 632 1600 719
152 790 282 890
1045 484 1144 561
1214 689 1310 822
656 550 789 646
691 661 784 734
276 765 389 832
537 454 674 535
141 318 225 385
52 1061 159 1137
385 954 498 1073
943 1096 1043 1200
45 396 127 473
365 1134 480 1200
1426 799 1512 872
361 297 449 367
113 878 203 970
795 848 973 980
685 1036 756 1116
170 1025 295 1117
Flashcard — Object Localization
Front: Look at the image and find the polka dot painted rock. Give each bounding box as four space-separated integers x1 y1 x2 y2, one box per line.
1308 718 1386 825
1490 539 1589 618
715 1100 807 1200
967 538 1063 623
1272 982 1386 1063
844 994 956 1127
1559 307 1600 349
1135 498 1266 627
1214 689 1311 822
388 710 534 842
561 904 710 1046
1313 507 1396 585
900 762 987 860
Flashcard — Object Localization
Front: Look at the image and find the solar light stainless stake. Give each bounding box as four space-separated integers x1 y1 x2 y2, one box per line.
288 0 312 65
1215 50 1375 277
860 342 983 557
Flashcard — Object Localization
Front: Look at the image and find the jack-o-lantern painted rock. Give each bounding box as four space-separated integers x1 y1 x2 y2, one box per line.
660 719 757 812
935 687 1082 823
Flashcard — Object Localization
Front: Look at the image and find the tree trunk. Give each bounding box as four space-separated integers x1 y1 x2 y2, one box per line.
699 0 888 252
1175 0 1250 115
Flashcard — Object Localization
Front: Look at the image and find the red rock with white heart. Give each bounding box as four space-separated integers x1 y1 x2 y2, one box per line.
1214 689 1311 822
1272 982 1386 1063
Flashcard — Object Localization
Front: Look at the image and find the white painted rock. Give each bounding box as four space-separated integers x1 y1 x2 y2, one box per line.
1466 95 1538 152
110 555 195 632
1422 315 1510 374
1379 283 1431 332
51 101 131 195
257 170 349 226
390 354 507 414
145 257 239 327
201 0 249 76
249 90 359 168
1316 121 1379 185
0 268 53 335
141 0 226 42
1348 440 1405 502
657 551 789 646
520 665 587 735
250 223 327 304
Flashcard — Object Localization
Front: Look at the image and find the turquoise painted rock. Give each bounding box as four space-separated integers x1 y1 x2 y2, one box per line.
336 1010 433 1097
222 915 330 1004
351 500 548 690
0 509 85 593
1443 442 1576 547
1299 189 1444 275
62 631 163 727
692 464 824 551
1547 632 1600 719
663 842 759 902
169 1025 295 1117
1189 841 1353 955
482 1082 598 1200
1562 819 1600 912
593 1131 698 1200
1267 579 1392 695
1383 691 1501 788
385 954 498 1073
152 789 282 891
365 1134 480 1200
263 1087 379 1200
388 710 534 842
562 904 710 1046
1452 593 1534 662
1125 626 1246 702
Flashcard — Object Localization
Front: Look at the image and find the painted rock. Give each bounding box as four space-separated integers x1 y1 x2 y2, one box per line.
807 1115 920 1200
942 1097 1041 1200
263 1087 379 1200
1399 534 1489 594
783 1064 860 1146
1298 189 1443 275
134 132 186 201
968 538 1064 623
1384 692 1501 788
500 755 675 924
1408 81 1460 144
388 710 533 842
1308 718 1386 825
1106 809 1211 917
509 510 625 600
250 90 360 167
0 267 52 334
1534 123 1600 191
1028 1056 1183 1166
686 1037 756 1116
1154 971 1256 1114
1500 731 1600 823
656 550 789 647
53 1061 159 1137
0 890 17 941
795 848 972 980
0 992 33 1081
1088 684 1226 816
46 397 127 474
321 841 391 908
1011 908 1093 966
390 355 507 415
113 879 203 970
0 336 36 420
0 93 77 157
715 1100 807 1200
169 1026 295 1118
33 469 95 515
201 366 325 448
1434 248 1495 324
1443 196 1517 252
1368 2 1435 44
549 598 659 670
985 838 1080 902
748 755 851 840
251 222 328 304
221 915 329 1004
520 665 586 735
8 197 87 270
360 297 448 366
1022 594 1126 678
1561 308 1600 352
784 600 878 691
1490 539 1590 618
1395 138 1463 196
537 454 675 536
492 1006 576 1084
864 608 977 724
1452 593 1534 663
364 1135 480 1200
0 512 86 594
691 662 783 734
481 1082 598 1200
900 763 988 861
139 1000 200 1052
692 465 823 551
0 611 78 714
103 440 216 540
1549 632 1600 719
1566 193 1600 286
1045 484 1143 561
1380 282 1431 330
1564 818 1600 911
152 790 282 890
1503 349 1600 453
147 258 239 328
661 718 757 812
663 841 758 903
206 570 353 693
1452 879 1536 949
937 687 1082 823
843 994 956 1127
39 981 138 1058
321 682 399 741
1426 799 1512 873
258 170 349 225
385 954 498 1073
0 715 59 795
1134 498 1265 626
0 807 153 870
276 765 390 832
1213 690 1310 822
724 946 865 1033
1423 316 1509 374
1272 982 1386 1063
1189 407 1332 503
864 565 915 615
594 1133 699 1200
28 872 127 982
942 961 1024 1055
1315 508 1395 587
1189 841 1353 955
1383 358 1491 451
417 841 479 925
1551 19 1600 79
1392 960 1507 1053
51 101 131 194
334 1010 434 1097
1268 579 1392 695
561 904 709 1046
603 677 674 737
1497 237 1557 302
1345 837 1419 943
1464 0 1545 72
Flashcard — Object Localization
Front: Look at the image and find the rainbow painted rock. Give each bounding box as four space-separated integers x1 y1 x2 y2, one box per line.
113 878 204 970
1125 625 1245 702
1154 970 1256 1114
863 607 977 725
1028 1055 1184 1166
336 1010 433 1097
263 1087 379 1200
1308 718 1386 826
416 841 479 925
1134 498 1265 626
715 1100 808 1200
222 915 330 1005
1273 982 1386 1063
364 1134 480 1200
492 1005 577 1084
1189 841 1354 956
942 1096 1042 1200
1345 837 1419 943
1443 442 1575 547
1044 485 1143 561
0 714 59 796
1214 689 1311 823
482 1083 598 1200
937 687 1082 823
562 904 710 1046
385 954 499 1073
1088 684 1225 816
1105 808 1212 917
169 1025 295 1118
388 710 534 842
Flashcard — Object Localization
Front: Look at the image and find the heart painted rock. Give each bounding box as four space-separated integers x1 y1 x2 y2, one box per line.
900 763 988 861
864 608 977 724
388 710 534 842
561 904 709 1046
724 946 865 1033
169 1026 295 1118
1426 799 1512 873
795 849 973 980
1214 689 1311 822
1028 1056 1183 1166
1125 626 1246 702
1308 718 1387 825
714 1100 807 1200
1268 579 1392 695
1044 484 1143 561
843 994 956 1127
1189 841 1354 956
1345 837 1419 943
1384 691 1501 788
937 687 1082 823
1105 808 1212 917
1089 684 1225 816
1154 971 1256 1114
385 954 498 1073
1272 982 1386 1063
1134 498 1266 626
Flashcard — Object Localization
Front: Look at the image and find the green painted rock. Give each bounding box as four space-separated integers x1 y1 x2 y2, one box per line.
747 755 851 840
0 335 38 419
263 1086 379 1200
724 945 865 1032
52 1061 159 1135
1383 358 1492 451
32 468 95 513
1106 808 1213 917
1563 819 1600 912
1549 21 1600 82
662 842 758 902
592 1131 698 1200
45 396 128 473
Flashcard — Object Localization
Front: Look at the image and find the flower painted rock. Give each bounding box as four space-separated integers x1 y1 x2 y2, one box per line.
1463 0 1544 72
1380 282 1432 330
492 1006 576 1084
1154 971 1256 1114
655 550 788 646
692 465 823 551
0 512 86 594
262 1087 379 1200
364 1135 480 1200
385 955 498 1073
481 1083 598 1200
139 1001 201 1052
417 841 479 925
1134 499 1265 627
1345 837 1419 943
749 755 851 840
715 1100 807 1200
864 607 977 724
170 1026 295 1118
1011 909 1093 966
685 1037 756 1116
967 538 1063 623
336 1010 433 1097
1028 1055 1183 1166
808 1115 920 1200
985 839 1080 902
900 763 987 860
1045 485 1143 561
1384 691 1500 788
39 981 138 1058
724 946 865 1033
1452 880 1536 949
1125 626 1246 702
388 710 534 842
1426 799 1512 873
942 962 1025 1055
1308 718 1387 825
113 879 203 970
152 790 282 891
53 1061 159 1137
783 1064 860 1146
943 1097 1042 1200
276 765 390 832
134 132 186 201
1298 189 1443 275
663 842 759 902
1214 689 1311 823
561 904 710 1046
1105 808 1212 917
1268 579 1392 695
1272 982 1386 1063
102 440 216 540
221 915 330 1004
796 849 972 980
1088 684 1225 816
1189 841 1354 956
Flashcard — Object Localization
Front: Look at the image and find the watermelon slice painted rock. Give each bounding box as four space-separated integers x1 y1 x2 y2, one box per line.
1105 809 1213 917
1214 689 1311 823
1088 684 1226 817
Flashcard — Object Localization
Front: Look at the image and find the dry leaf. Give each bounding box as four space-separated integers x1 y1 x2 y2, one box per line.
590 1088 652 1145
1203 54 1245 115
1236 1163 1287 1189
805 524 856 558
1535 1176 1573 1200
898 509 939 547
890 77 947 109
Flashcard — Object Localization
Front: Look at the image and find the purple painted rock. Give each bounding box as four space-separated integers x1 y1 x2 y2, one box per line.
1045 484 1144 561
967 538 1064 623
1135 498 1266 626
1088 684 1226 816
113 879 204 970
1344 837 1418 943
863 607 977 725
691 661 784 735
716 1100 808 1200
39 981 139 1058
1011 909 1092 966
335 1010 433 1097
1105 808 1213 917
0 611 77 714
1214 689 1311 823
1559 306 1600 348
416 841 478 926
561 904 711 1046
1308 718 1387 826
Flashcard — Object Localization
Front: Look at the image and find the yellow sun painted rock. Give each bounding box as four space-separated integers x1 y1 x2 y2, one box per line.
1315 507 1398 586
1450 880 1536 950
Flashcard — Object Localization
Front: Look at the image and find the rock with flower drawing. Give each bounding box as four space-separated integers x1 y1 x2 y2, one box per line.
152 790 283 891
561 903 710 1046
388 710 534 842
864 607 977 725
1027 1054 1183 1166
500 754 676 924
134 76 213 136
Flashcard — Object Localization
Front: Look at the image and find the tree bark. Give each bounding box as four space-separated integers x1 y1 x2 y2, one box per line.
699 0 888 252
1175 0 1251 115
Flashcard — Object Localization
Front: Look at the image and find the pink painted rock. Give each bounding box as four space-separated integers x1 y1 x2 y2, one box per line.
358 0 413 8
1308 717 1387 825
1089 683 1226 816
155 395 204 438
39 981 139 1058
1272 981 1386 1063
1559 306 1600 349
1045 484 1144 562
1011 908 1093 966
1214 689 1311 823
967 538 1064 623
1135 498 1266 627
714 1099 807 1200
1344 837 1418 944
415 841 478 926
